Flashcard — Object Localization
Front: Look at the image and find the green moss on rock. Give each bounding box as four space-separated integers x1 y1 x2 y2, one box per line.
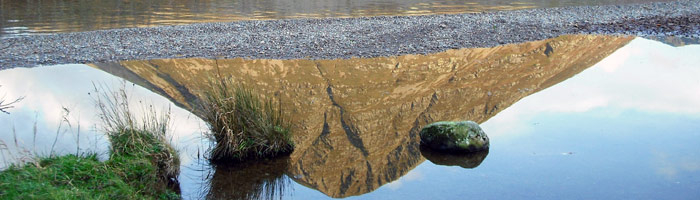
419 121 489 153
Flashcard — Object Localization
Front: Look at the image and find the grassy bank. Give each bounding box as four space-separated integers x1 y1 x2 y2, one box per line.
0 140 178 199
201 80 294 163
0 85 180 199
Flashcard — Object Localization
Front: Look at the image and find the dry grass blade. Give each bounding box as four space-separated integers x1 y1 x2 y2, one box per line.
0 130 37 170
0 85 25 115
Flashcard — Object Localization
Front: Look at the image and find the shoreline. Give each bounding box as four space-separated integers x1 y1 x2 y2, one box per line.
1 0 699 69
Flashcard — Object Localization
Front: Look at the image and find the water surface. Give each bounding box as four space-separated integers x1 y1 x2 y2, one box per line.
0 0 672 38
358 37 700 199
1 35 699 199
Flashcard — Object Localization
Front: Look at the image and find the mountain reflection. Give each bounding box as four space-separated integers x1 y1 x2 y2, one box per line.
91 34 632 197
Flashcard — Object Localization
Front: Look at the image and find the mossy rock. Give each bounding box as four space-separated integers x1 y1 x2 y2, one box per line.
419 121 489 153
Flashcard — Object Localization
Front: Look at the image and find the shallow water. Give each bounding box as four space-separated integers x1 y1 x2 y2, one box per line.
0 0 671 38
1 35 699 199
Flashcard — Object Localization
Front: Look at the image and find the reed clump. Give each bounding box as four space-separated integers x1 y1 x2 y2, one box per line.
201 79 294 163
94 85 180 189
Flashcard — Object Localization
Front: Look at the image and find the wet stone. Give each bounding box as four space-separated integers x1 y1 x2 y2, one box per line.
419 121 490 153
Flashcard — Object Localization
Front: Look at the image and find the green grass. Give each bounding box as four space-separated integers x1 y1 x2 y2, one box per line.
0 153 178 199
107 128 180 192
201 79 294 163
0 84 180 199
95 84 180 189
1 154 140 199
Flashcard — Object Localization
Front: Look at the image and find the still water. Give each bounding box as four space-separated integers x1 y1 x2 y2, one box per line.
0 0 671 38
1 35 699 199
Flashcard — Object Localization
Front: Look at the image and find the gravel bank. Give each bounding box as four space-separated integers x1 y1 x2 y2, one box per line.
1 0 699 69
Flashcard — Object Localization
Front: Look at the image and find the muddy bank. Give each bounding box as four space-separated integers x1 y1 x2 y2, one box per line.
0 0 699 69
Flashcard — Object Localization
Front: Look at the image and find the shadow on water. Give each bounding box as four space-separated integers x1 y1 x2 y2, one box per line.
207 156 292 200
88 34 634 198
419 145 489 169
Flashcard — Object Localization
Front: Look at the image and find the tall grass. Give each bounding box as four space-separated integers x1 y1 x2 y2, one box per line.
0 135 37 170
0 85 33 169
201 79 294 162
92 83 180 186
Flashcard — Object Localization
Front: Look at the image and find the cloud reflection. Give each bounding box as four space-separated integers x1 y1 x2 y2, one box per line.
385 167 424 190
483 38 700 139
652 151 700 180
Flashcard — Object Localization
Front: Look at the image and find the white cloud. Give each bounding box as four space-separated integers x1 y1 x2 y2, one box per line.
384 168 424 190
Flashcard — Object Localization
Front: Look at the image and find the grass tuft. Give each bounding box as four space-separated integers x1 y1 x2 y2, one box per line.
93 84 180 192
201 79 294 163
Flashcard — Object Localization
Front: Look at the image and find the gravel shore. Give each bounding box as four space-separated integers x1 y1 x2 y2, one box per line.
1 0 699 69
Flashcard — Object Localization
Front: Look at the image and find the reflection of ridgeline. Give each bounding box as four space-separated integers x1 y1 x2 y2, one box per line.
91 35 632 198
645 36 700 47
